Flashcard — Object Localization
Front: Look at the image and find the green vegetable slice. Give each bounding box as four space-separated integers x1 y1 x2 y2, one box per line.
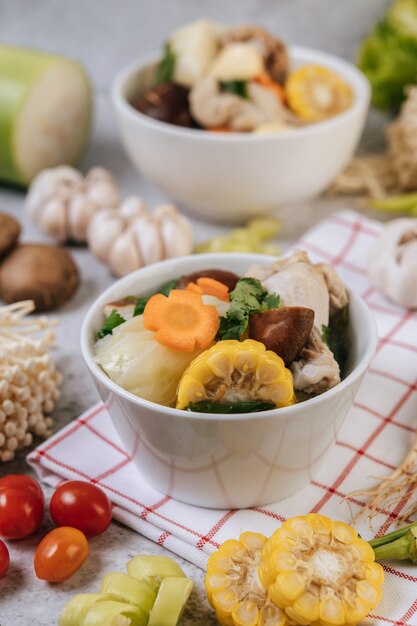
127 555 185 591
217 277 280 340
81 600 147 626
59 594 111 626
100 572 156 611
188 401 276 414
220 80 248 98
156 44 176 84
97 310 126 339
147 576 193 626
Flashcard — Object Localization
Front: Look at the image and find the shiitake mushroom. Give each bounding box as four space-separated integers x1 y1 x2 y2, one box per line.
134 81 198 128
0 244 79 311
176 269 240 292
249 306 314 365
0 214 20 260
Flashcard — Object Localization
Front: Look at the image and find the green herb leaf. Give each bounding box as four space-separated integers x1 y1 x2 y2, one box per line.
217 277 280 340
188 400 276 414
322 307 350 375
133 278 178 317
156 43 176 84
220 80 248 99
97 310 126 339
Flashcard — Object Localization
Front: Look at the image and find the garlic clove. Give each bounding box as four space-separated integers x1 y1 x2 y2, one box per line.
25 166 82 221
38 198 68 242
131 216 164 266
154 204 194 245
120 196 149 222
87 209 125 262
157 213 194 258
209 42 265 81
68 193 99 242
86 179 120 209
108 228 143 276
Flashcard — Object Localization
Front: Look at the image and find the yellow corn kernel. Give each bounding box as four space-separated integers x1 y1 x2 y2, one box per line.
286 65 353 122
176 339 294 409
261 514 384 626
232 600 260 626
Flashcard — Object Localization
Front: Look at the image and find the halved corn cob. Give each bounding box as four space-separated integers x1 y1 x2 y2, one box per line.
206 531 287 626
286 65 353 122
260 514 384 626
176 339 294 410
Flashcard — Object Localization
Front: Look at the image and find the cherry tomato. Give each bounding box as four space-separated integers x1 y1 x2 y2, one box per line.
34 527 88 582
0 540 10 577
0 474 44 539
50 480 112 537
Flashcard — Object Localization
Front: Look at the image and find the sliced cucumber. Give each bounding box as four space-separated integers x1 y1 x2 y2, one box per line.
148 576 193 626
100 572 156 611
126 555 185 590
59 594 110 626
81 600 147 626
0 44 92 186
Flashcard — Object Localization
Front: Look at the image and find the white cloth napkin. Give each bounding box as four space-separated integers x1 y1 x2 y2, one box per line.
28 210 417 626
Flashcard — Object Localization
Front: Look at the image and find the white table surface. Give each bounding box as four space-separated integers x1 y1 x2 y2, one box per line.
0 1 391 623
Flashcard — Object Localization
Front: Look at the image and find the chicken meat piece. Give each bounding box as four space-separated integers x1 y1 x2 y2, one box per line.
246 250 349 394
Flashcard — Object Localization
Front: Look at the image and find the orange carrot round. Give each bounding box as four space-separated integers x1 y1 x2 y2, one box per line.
186 277 230 302
143 289 219 352
254 74 286 103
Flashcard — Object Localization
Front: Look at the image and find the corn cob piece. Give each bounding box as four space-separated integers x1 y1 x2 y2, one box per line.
100 572 156 610
206 531 287 626
81 600 147 626
59 594 111 626
260 514 384 626
176 339 294 410
148 576 193 626
126 555 185 591
286 65 353 122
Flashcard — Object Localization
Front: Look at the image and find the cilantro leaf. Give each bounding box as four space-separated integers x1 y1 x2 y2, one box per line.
217 277 280 340
133 279 178 316
97 310 126 339
220 80 248 98
156 43 176 84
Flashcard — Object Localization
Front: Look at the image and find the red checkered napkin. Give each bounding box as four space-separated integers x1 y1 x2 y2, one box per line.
28 211 417 626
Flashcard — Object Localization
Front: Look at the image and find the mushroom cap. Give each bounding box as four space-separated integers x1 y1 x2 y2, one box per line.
368 218 417 309
0 214 20 259
0 244 79 311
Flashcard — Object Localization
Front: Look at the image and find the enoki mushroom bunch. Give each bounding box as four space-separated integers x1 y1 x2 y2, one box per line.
0 300 61 462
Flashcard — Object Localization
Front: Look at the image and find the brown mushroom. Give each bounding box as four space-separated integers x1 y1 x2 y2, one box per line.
0 244 79 311
0 214 20 259
249 306 315 366
135 82 198 128
176 269 240 291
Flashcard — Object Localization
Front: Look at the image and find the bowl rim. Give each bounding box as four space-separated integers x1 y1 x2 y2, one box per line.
112 44 370 142
80 253 377 421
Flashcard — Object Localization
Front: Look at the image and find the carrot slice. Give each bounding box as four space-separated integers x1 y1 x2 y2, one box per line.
186 277 230 302
143 289 219 352
208 126 231 133
254 73 286 103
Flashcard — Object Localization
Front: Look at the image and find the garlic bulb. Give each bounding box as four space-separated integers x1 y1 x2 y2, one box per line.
25 165 121 242
87 197 194 276
368 218 417 309
387 87 417 191
0 300 62 462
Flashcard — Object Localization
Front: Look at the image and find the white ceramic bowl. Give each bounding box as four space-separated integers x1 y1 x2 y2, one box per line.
81 253 377 509
112 47 370 223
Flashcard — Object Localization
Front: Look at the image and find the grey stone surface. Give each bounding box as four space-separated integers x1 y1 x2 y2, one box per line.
0 1 390 624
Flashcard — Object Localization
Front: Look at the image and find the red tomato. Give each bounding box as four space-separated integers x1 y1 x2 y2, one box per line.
34 527 88 582
50 481 112 537
0 540 9 577
0 474 44 539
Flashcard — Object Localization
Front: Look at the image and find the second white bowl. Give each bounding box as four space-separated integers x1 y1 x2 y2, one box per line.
112 47 370 223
